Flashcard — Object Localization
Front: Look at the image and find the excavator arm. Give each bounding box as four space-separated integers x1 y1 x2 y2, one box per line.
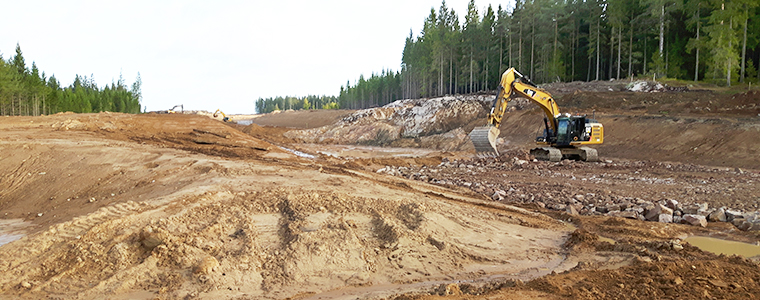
470 68 561 154
487 68 561 131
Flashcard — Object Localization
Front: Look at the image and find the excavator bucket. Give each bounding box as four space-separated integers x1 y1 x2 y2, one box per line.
469 126 500 155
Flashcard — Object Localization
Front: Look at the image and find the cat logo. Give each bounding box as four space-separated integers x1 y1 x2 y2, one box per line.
523 89 536 97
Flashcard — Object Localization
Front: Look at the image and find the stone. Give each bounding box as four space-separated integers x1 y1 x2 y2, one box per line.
491 192 504 201
605 204 621 212
682 203 708 215
665 199 679 210
596 206 609 214
725 209 743 222
681 214 707 227
658 214 673 223
707 208 727 222
566 205 579 215
735 220 753 231
645 204 671 221
608 210 638 219
745 212 760 223
194 256 219 275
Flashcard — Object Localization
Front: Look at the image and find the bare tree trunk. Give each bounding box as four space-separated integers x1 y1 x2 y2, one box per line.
554 14 558 81
596 18 600 81
727 19 732 86
659 5 665 61
530 17 535 79
741 15 747 82
695 5 700 81
485 55 489 90
449 53 453 95
617 26 622 80
509 28 513 67
629 13 633 78
440 54 444 95
519 20 523 71
499 34 503 77
470 47 474 94
610 26 614 79
572 23 576 80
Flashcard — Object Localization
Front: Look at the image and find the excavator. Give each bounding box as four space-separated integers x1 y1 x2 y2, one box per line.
469 68 603 162
213 109 230 122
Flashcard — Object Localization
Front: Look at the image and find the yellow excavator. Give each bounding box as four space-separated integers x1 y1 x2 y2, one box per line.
469 68 603 162
213 109 230 122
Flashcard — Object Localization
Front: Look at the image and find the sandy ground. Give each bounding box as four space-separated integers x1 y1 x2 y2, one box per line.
1 85 760 299
0 113 572 299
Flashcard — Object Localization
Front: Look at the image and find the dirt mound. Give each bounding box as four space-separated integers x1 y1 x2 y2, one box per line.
246 109 354 129
284 96 489 150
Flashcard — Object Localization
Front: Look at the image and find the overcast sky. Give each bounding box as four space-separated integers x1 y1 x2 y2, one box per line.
1 0 514 114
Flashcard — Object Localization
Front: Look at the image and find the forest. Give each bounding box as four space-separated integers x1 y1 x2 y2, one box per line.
0 44 142 116
257 0 759 113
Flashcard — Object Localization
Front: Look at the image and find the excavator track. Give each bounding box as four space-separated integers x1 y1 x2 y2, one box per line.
469 126 500 155
579 147 599 162
530 147 562 162
530 146 599 162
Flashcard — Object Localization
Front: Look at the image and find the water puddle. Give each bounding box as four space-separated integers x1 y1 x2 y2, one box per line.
0 219 33 247
683 236 760 258
278 146 316 159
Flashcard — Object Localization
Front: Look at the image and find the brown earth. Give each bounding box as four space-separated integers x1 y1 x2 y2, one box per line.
1 83 760 299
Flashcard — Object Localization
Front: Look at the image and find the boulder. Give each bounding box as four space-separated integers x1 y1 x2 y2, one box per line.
707 208 727 222
658 214 673 223
682 203 708 215
645 204 673 221
681 214 707 227
566 205 579 215
608 210 638 219
725 209 743 222
665 199 679 210
605 204 621 212
733 219 752 231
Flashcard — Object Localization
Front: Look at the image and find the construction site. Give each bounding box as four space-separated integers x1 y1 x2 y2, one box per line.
1 79 760 299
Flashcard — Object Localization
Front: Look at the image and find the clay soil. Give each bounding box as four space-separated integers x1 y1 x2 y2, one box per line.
1 84 760 300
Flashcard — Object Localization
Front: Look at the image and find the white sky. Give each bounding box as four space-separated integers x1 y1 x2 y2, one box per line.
1 0 513 114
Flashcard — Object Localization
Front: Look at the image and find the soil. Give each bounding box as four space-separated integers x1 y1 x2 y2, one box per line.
1 82 759 300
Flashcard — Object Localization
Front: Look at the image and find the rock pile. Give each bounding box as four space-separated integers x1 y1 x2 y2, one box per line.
376 154 760 232
284 95 490 150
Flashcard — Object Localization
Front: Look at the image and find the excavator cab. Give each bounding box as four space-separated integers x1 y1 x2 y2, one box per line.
538 115 599 146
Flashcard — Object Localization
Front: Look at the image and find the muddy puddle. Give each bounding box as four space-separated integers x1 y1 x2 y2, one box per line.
0 219 33 247
684 236 760 258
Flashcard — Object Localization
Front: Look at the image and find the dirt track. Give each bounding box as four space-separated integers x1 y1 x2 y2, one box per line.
1 84 760 299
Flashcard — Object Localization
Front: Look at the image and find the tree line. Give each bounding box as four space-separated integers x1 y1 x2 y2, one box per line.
255 95 339 114
0 44 142 116
257 0 758 113
401 0 759 99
